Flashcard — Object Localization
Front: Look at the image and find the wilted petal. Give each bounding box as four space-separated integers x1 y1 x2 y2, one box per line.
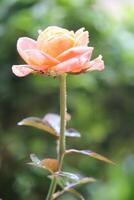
57 46 93 62
12 65 34 77
75 28 85 37
87 55 104 71
75 28 89 46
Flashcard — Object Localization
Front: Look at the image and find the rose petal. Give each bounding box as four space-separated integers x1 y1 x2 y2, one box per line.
54 58 79 73
75 28 85 37
75 28 89 46
86 55 105 72
37 26 75 57
22 49 59 70
54 51 90 73
37 35 74 57
12 65 34 77
57 46 93 62
17 37 60 71
17 37 37 65
17 37 37 53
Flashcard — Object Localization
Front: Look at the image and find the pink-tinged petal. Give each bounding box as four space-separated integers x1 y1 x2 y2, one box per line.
87 55 105 72
75 28 85 37
25 49 47 66
23 49 59 70
17 37 36 52
75 28 89 46
57 46 93 62
12 65 34 77
53 58 79 73
17 37 37 64
53 51 90 74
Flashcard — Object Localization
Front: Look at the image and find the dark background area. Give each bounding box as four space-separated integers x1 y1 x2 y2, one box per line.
0 0 134 199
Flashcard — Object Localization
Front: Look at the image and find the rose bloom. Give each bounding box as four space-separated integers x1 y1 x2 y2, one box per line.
12 26 104 77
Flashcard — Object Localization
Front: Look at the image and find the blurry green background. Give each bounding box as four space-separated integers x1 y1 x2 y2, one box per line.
0 0 134 199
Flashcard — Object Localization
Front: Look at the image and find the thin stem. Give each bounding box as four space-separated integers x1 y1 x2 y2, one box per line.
46 74 67 200
46 177 57 200
58 74 67 167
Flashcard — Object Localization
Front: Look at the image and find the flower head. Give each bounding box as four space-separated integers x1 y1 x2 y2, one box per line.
12 26 104 77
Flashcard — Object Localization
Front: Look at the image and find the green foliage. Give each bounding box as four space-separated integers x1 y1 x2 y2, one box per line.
0 0 134 200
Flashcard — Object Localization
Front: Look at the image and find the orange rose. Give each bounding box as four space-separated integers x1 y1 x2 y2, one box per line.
12 26 104 77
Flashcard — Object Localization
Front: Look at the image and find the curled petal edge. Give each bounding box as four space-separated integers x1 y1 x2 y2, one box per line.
75 31 89 46
54 50 92 74
22 49 60 70
57 46 93 62
17 37 37 51
86 55 104 72
12 65 34 77
17 37 37 60
17 37 59 70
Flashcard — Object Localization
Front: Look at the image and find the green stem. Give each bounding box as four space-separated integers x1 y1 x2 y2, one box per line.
59 74 67 167
46 176 57 200
46 74 67 200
